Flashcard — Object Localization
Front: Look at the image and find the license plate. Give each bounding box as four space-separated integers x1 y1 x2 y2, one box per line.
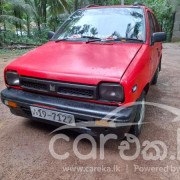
30 106 75 126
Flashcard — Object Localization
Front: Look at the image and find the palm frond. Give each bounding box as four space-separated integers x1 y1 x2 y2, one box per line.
7 0 34 15
0 15 25 24
47 0 70 17
25 0 39 19
59 0 70 12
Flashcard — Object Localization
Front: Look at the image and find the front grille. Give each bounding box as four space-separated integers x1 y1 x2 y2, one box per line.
58 87 94 98
20 76 97 99
21 81 48 91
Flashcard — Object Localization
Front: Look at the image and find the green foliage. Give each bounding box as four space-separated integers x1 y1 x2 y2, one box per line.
67 0 176 42
138 0 175 41
0 0 70 46
118 0 176 41
0 0 178 46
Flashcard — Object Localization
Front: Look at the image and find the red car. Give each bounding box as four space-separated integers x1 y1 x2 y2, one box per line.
1 3 166 138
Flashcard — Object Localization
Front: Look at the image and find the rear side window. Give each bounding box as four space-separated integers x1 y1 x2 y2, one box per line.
152 14 161 32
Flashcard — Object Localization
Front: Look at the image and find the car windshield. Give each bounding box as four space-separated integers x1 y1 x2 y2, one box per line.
53 7 146 42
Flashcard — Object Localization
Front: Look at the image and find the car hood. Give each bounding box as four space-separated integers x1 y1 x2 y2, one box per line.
7 41 142 85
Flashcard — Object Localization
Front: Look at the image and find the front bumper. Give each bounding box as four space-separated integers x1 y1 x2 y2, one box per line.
1 88 137 139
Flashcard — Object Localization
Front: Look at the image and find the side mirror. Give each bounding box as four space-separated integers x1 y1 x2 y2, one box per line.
48 31 55 40
152 32 167 43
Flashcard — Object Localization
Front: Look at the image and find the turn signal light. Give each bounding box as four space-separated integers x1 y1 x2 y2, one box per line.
95 119 109 127
5 100 17 108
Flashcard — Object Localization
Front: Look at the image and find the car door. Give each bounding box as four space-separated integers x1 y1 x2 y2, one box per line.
147 11 159 79
151 13 162 67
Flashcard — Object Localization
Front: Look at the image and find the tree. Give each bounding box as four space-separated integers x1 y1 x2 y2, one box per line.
0 0 177 46
74 0 78 10
5 0 70 35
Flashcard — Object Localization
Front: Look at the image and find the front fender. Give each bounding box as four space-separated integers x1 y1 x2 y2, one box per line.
120 44 151 105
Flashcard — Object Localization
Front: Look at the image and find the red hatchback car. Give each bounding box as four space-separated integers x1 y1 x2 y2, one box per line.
1 3 166 138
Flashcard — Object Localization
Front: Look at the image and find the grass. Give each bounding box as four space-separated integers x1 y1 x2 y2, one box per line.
0 48 34 60
0 48 33 56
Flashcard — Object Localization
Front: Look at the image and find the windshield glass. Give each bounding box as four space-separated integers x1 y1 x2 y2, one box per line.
53 7 146 42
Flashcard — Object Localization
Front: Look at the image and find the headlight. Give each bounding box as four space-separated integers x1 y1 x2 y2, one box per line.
99 83 124 102
5 71 20 86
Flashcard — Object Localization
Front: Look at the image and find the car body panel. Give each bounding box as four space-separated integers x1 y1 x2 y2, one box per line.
5 41 143 85
3 5 162 107
120 44 151 104
119 7 162 105
1 5 164 137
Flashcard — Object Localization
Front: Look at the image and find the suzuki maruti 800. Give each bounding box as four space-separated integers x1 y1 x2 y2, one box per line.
1 3 166 138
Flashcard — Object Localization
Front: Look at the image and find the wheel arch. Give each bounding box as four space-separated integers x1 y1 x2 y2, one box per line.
143 83 150 95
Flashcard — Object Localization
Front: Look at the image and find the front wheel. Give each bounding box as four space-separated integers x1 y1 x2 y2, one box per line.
130 91 146 137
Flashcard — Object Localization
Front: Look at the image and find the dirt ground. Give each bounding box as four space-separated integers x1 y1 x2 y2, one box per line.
0 43 180 180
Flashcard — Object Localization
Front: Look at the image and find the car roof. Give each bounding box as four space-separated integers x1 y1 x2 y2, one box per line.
81 5 153 13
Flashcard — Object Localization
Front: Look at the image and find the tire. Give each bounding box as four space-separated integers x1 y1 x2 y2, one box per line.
130 91 146 137
151 66 159 85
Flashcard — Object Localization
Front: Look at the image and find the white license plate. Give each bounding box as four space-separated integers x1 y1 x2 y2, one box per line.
30 106 75 126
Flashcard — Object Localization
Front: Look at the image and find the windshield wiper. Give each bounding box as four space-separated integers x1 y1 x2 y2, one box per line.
55 36 102 43
104 38 144 43
55 38 71 42
81 36 102 43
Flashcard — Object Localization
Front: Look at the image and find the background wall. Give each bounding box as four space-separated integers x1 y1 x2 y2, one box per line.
172 6 180 42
